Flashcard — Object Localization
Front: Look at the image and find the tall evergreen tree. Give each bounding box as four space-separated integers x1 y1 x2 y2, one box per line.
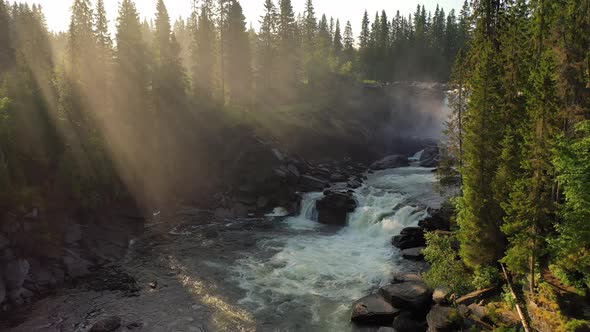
192 0 216 101
277 0 297 100
258 0 277 100
226 0 251 107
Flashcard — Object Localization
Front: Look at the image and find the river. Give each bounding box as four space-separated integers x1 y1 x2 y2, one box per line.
7 164 442 332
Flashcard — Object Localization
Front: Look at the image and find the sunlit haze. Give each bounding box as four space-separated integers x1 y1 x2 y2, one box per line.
27 0 464 36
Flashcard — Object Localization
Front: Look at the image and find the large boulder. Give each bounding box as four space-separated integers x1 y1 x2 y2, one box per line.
392 312 428 332
426 305 463 332
392 227 426 250
402 247 425 261
317 191 357 226
62 253 92 278
419 146 439 168
379 281 433 313
89 315 122 332
370 155 410 170
300 175 329 191
351 294 400 326
418 209 451 232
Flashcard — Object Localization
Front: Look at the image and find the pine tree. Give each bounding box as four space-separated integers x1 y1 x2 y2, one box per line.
258 0 277 100
456 0 506 273
333 19 342 59
0 0 14 74
192 0 216 101
359 10 370 78
502 0 560 292
342 20 354 65
277 0 297 100
226 0 251 107
94 0 113 111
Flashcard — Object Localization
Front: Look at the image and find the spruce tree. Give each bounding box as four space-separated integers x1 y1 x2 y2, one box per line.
192 0 216 102
333 19 342 59
342 20 354 65
226 0 251 107
258 0 277 100
277 0 297 100
456 0 506 273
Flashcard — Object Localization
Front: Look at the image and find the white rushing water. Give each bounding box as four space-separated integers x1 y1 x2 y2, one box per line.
233 166 441 330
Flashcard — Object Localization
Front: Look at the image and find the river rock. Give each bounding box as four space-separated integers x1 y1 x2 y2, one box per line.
392 273 424 284
392 312 428 332
379 281 433 313
316 191 357 226
401 247 425 261
418 212 450 232
419 146 439 168
89 315 122 332
392 227 426 250
426 305 463 332
300 175 328 191
351 294 400 326
370 155 410 170
467 303 489 320
377 327 397 332
62 253 92 278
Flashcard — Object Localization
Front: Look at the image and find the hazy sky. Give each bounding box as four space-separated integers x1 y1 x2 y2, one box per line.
28 0 464 36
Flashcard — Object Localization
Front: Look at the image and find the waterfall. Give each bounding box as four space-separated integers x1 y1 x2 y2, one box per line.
233 165 440 330
285 192 324 230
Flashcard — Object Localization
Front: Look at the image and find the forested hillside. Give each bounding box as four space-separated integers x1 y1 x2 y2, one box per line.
433 0 590 330
0 0 465 212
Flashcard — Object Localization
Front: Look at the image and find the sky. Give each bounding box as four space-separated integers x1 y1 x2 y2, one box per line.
27 0 464 37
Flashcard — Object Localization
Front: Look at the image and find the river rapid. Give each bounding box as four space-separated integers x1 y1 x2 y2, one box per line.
7 164 442 332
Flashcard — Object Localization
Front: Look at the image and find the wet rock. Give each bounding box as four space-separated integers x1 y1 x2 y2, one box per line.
392 227 425 250
401 247 425 261
351 294 400 326
316 191 357 226
300 175 328 191
287 164 300 178
426 305 463 332
0 234 9 250
419 146 439 168
418 211 450 232
348 180 362 189
392 312 428 332
62 253 92 278
379 281 433 313
257 196 270 209
214 208 234 220
377 327 398 332
89 315 122 332
455 287 496 306
392 273 424 284
231 203 249 218
4 259 29 291
330 173 348 182
370 155 410 170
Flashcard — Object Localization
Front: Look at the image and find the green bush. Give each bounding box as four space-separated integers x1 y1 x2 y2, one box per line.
423 232 474 295
472 265 501 289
